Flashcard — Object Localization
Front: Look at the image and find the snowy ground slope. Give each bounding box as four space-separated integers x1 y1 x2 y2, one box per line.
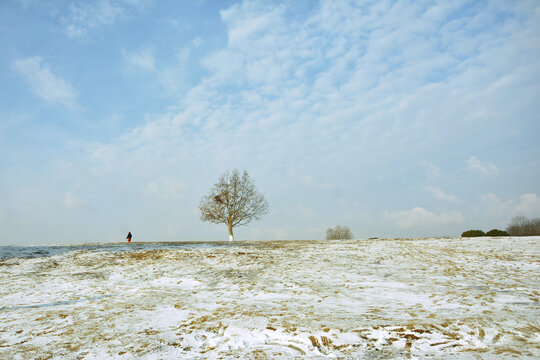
1 237 539 359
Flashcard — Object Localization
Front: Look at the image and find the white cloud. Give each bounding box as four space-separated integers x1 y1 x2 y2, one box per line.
157 49 192 93
86 0 538 190
480 193 540 218
146 177 185 201
423 162 442 177
516 194 540 215
62 191 86 209
192 36 203 48
13 57 79 110
220 3 286 48
296 204 317 218
299 175 334 190
123 47 193 94
58 1 539 241
426 187 459 203
63 0 126 38
123 48 155 71
384 207 464 229
201 49 245 82
466 156 499 175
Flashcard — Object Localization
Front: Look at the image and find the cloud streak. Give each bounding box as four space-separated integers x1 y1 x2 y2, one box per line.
426 187 459 203
13 57 79 110
62 0 131 38
480 193 540 219
62 191 88 210
384 207 464 229
466 156 499 176
123 48 155 71
146 177 186 201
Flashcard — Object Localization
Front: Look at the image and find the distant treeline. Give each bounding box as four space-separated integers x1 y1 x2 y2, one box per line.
462 216 540 237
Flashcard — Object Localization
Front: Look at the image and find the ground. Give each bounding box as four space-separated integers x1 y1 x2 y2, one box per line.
1 237 539 359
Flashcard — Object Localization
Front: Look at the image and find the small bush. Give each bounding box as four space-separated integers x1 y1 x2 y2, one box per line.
486 229 509 237
326 225 353 240
461 230 486 237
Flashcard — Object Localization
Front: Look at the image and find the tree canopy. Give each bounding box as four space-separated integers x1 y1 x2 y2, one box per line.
326 225 353 240
199 169 268 241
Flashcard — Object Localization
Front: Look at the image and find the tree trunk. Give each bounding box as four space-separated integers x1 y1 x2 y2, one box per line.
228 223 234 242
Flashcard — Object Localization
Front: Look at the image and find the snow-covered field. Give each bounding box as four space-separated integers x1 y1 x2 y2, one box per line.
1 237 539 359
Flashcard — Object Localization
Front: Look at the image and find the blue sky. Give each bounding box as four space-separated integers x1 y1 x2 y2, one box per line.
1 0 539 245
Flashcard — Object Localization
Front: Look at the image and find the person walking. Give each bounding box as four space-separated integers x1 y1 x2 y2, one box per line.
126 231 132 243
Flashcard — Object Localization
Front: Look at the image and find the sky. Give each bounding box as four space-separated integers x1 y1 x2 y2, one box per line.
1 0 539 245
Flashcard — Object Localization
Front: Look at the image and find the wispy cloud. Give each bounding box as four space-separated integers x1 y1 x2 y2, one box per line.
384 207 464 229
466 156 499 176
62 0 140 38
192 36 203 48
479 193 540 219
62 191 87 209
123 47 193 94
423 162 442 177
146 177 185 201
517 194 540 215
13 57 79 110
426 187 459 203
123 48 155 71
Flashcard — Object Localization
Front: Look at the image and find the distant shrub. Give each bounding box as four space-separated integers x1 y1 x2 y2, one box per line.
486 229 509 237
461 230 486 237
326 225 353 240
506 216 540 236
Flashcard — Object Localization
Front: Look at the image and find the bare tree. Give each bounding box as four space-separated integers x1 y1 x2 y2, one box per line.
200 169 269 241
506 216 540 236
326 225 353 240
